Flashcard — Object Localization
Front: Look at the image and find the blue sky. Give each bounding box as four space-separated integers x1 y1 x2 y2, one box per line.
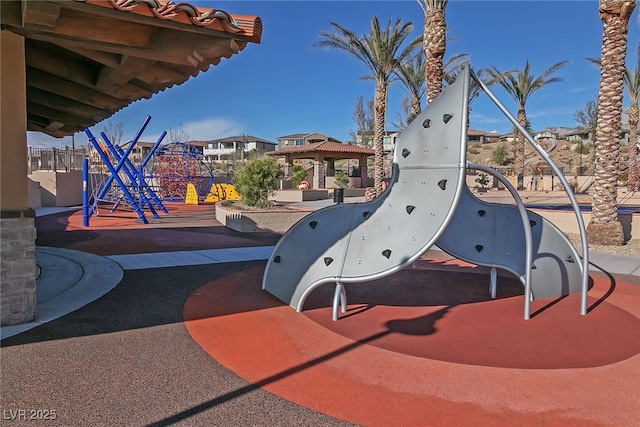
29 0 640 148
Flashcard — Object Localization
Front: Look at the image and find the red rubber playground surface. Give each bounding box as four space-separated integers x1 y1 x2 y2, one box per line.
21 204 640 425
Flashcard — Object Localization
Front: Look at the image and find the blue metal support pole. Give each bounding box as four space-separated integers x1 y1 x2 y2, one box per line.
84 128 150 224
100 133 160 219
82 157 89 227
93 116 151 203
113 138 169 214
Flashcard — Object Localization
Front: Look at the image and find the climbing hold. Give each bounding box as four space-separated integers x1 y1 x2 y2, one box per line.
529 220 537 227
402 148 411 158
406 205 415 214
443 113 453 123
382 249 392 259
438 179 447 190
478 209 486 217
274 256 281 263
475 245 484 252
422 118 431 128
363 211 372 219
309 221 318 229
565 255 575 263
532 264 537 270
324 257 333 266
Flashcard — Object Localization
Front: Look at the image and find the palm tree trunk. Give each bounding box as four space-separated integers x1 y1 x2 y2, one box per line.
410 93 421 123
373 81 388 196
588 1 633 245
424 10 446 104
627 102 639 190
515 109 527 189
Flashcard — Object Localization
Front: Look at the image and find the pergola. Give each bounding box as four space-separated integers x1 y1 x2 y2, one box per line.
267 141 374 189
0 0 262 326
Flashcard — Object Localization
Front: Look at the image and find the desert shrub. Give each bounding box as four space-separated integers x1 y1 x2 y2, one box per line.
492 144 511 166
290 165 307 188
334 171 350 188
232 156 282 208
574 143 590 156
475 173 490 188
468 145 480 155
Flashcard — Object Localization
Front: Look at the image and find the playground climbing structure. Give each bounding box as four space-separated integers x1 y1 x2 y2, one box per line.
84 116 169 225
146 141 214 201
262 65 589 320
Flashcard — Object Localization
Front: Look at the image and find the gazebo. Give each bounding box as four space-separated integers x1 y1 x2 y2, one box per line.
266 141 374 189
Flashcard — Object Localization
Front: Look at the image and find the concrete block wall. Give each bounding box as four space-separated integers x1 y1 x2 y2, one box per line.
28 170 82 207
0 216 36 325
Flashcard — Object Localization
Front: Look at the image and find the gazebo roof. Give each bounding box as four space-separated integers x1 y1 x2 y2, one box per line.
267 141 374 157
1 0 262 137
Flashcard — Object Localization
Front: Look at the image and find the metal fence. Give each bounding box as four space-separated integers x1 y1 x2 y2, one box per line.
28 147 87 173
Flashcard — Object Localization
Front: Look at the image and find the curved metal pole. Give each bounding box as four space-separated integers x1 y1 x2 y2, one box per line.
470 70 589 315
468 163 534 319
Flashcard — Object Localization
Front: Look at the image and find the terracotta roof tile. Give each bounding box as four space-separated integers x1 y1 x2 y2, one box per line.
85 0 262 43
267 141 374 156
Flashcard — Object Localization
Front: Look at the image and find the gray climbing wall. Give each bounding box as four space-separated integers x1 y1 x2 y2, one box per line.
262 66 470 310
436 185 583 299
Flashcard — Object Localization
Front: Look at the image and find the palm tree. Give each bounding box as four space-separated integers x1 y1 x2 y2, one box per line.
624 61 639 191
442 61 493 105
394 52 470 130
588 0 636 246
487 60 569 189
418 0 449 103
315 18 420 196
394 51 426 124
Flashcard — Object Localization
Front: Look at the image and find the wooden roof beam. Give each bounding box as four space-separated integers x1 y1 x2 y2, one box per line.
22 1 61 28
26 87 108 123
25 40 100 88
96 55 154 92
27 101 94 131
27 67 126 110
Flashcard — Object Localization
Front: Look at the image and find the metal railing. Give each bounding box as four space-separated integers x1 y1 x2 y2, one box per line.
28 147 87 173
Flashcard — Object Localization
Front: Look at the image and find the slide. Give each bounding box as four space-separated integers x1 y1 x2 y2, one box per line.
263 66 471 310
436 183 583 300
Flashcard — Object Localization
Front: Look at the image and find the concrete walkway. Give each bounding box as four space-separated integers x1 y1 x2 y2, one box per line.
2 241 638 340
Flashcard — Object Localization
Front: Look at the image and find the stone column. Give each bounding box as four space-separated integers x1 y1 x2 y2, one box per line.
359 155 368 188
313 160 325 189
1 30 37 325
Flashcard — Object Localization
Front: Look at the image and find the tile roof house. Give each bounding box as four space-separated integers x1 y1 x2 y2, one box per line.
276 132 341 150
1 0 262 326
467 128 501 144
201 135 276 161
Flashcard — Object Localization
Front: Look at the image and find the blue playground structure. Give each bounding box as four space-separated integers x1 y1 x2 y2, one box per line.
83 116 168 225
83 116 220 225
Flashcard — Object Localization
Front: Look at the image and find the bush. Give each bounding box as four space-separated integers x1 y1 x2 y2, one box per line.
290 165 307 188
574 143 590 156
468 146 480 155
492 144 511 166
334 171 350 188
232 157 282 208
475 173 490 188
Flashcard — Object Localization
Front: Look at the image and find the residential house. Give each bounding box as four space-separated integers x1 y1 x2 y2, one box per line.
276 133 341 150
534 131 559 141
354 130 399 152
561 129 593 145
467 128 501 144
202 135 275 161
